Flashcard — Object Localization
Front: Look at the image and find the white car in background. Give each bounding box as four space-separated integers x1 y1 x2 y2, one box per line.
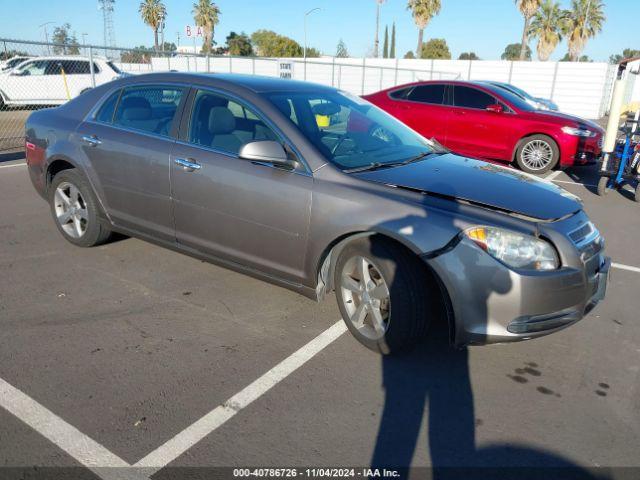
0 56 123 107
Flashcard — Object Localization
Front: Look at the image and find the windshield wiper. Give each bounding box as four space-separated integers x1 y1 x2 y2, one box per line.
343 150 445 174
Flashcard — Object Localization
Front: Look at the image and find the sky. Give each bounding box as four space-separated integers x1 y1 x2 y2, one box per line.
0 0 636 62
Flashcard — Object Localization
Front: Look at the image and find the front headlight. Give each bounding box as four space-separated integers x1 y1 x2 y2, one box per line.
465 227 559 271
561 126 596 137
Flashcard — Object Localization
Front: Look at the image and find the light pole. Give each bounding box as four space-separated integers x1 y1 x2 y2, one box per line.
38 22 54 55
81 33 88 54
303 7 321 80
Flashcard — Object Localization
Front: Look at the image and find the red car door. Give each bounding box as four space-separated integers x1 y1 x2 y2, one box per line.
383 83 451 144
446 85 513 161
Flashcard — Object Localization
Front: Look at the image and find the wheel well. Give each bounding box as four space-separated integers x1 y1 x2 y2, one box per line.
318 232 455 343
46 159 75 188
513 133 560 165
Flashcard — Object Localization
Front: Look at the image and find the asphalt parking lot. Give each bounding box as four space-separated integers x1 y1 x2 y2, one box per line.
1 154 639 480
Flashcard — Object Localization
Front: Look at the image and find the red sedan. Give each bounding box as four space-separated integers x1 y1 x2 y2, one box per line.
363 80 604 174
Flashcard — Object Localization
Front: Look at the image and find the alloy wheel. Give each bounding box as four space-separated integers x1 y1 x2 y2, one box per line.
54 181 88 239
521 139 553 171
339 255 390 340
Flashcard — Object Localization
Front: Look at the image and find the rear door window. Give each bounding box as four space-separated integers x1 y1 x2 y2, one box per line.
407 84 447 105
453 86 496 110
113 85 184 137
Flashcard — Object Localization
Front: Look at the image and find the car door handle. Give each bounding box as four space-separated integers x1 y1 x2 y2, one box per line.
82 135 102 147
174 157 201 171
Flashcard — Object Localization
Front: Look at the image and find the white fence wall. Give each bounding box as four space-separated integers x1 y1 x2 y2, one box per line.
141 56 616 119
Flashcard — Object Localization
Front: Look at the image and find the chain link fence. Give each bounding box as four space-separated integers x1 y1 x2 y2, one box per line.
0 38 460 153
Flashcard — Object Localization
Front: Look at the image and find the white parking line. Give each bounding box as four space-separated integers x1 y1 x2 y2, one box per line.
612 262 640 274
0 377 134 480
134 320 347 471
0 162 27 169
551 179 597 187
545 170 563 181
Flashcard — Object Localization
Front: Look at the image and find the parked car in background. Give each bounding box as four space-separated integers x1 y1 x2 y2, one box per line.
364 80 604 174
25 72 609 354
480 80 559 111
0 55 32 72
0 56 123 107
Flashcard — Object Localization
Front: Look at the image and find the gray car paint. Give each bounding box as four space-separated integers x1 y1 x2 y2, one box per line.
25 72 608 346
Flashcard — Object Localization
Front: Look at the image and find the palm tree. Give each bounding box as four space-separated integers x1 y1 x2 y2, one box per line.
514 0 542 61
407 0 441 57
529 0 565 61
192 0 221 54
563 0 605 61
374 0 386 58
138 0 166 51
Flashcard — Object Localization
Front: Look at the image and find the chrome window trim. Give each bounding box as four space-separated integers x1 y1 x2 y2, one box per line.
185 85 312 175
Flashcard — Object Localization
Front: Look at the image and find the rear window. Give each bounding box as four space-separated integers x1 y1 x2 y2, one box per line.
95 90 121 124
389 88 411 100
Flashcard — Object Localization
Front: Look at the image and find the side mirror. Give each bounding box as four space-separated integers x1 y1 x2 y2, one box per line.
486 103 504 113
239 140 298 170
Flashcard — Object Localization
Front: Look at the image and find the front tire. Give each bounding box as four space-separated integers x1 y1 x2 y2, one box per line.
515 135 559 174
334 236 433 354
49 169 112 247
634 182 640 203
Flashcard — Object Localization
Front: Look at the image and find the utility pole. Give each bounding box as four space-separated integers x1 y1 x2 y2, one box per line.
304 7 321 81
38 22 54 55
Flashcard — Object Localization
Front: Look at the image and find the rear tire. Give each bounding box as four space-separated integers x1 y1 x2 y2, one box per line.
49 169 112 247
515 135 559 175
334 236 434 354
634 182 640 203
597 176 610 196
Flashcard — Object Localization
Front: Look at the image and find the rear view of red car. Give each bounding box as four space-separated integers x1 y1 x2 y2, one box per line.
364 81 604 174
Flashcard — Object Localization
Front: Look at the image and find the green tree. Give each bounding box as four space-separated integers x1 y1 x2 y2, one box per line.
610 48 640 64
382 25 389 58
529 0 565 61
161 42 177 52
563 0 605 61
560 52 591 62
139 0 166 51
121 45 153 63
502 42 531 60
51 23 80 55
374 0 386 58
305 47 321 58
403 50 416 59
193 0 221 53
0 50 29 61
336 39 349 58
251 30 304 57
227 31 253 56
390 22 396 58
420 38 450 59
407 0 441 57
458 52 480 60
514 0 542 60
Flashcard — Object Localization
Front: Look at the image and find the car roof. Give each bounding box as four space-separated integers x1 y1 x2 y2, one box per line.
18 56 109 61
118 72 338 94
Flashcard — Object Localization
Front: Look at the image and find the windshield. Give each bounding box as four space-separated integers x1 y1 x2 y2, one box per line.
267 90 434 170
482 84 537 112
107 61 122 74
2 57 27 71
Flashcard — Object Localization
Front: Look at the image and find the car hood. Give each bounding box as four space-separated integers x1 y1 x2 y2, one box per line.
527 110 603 132
353 154 582 221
